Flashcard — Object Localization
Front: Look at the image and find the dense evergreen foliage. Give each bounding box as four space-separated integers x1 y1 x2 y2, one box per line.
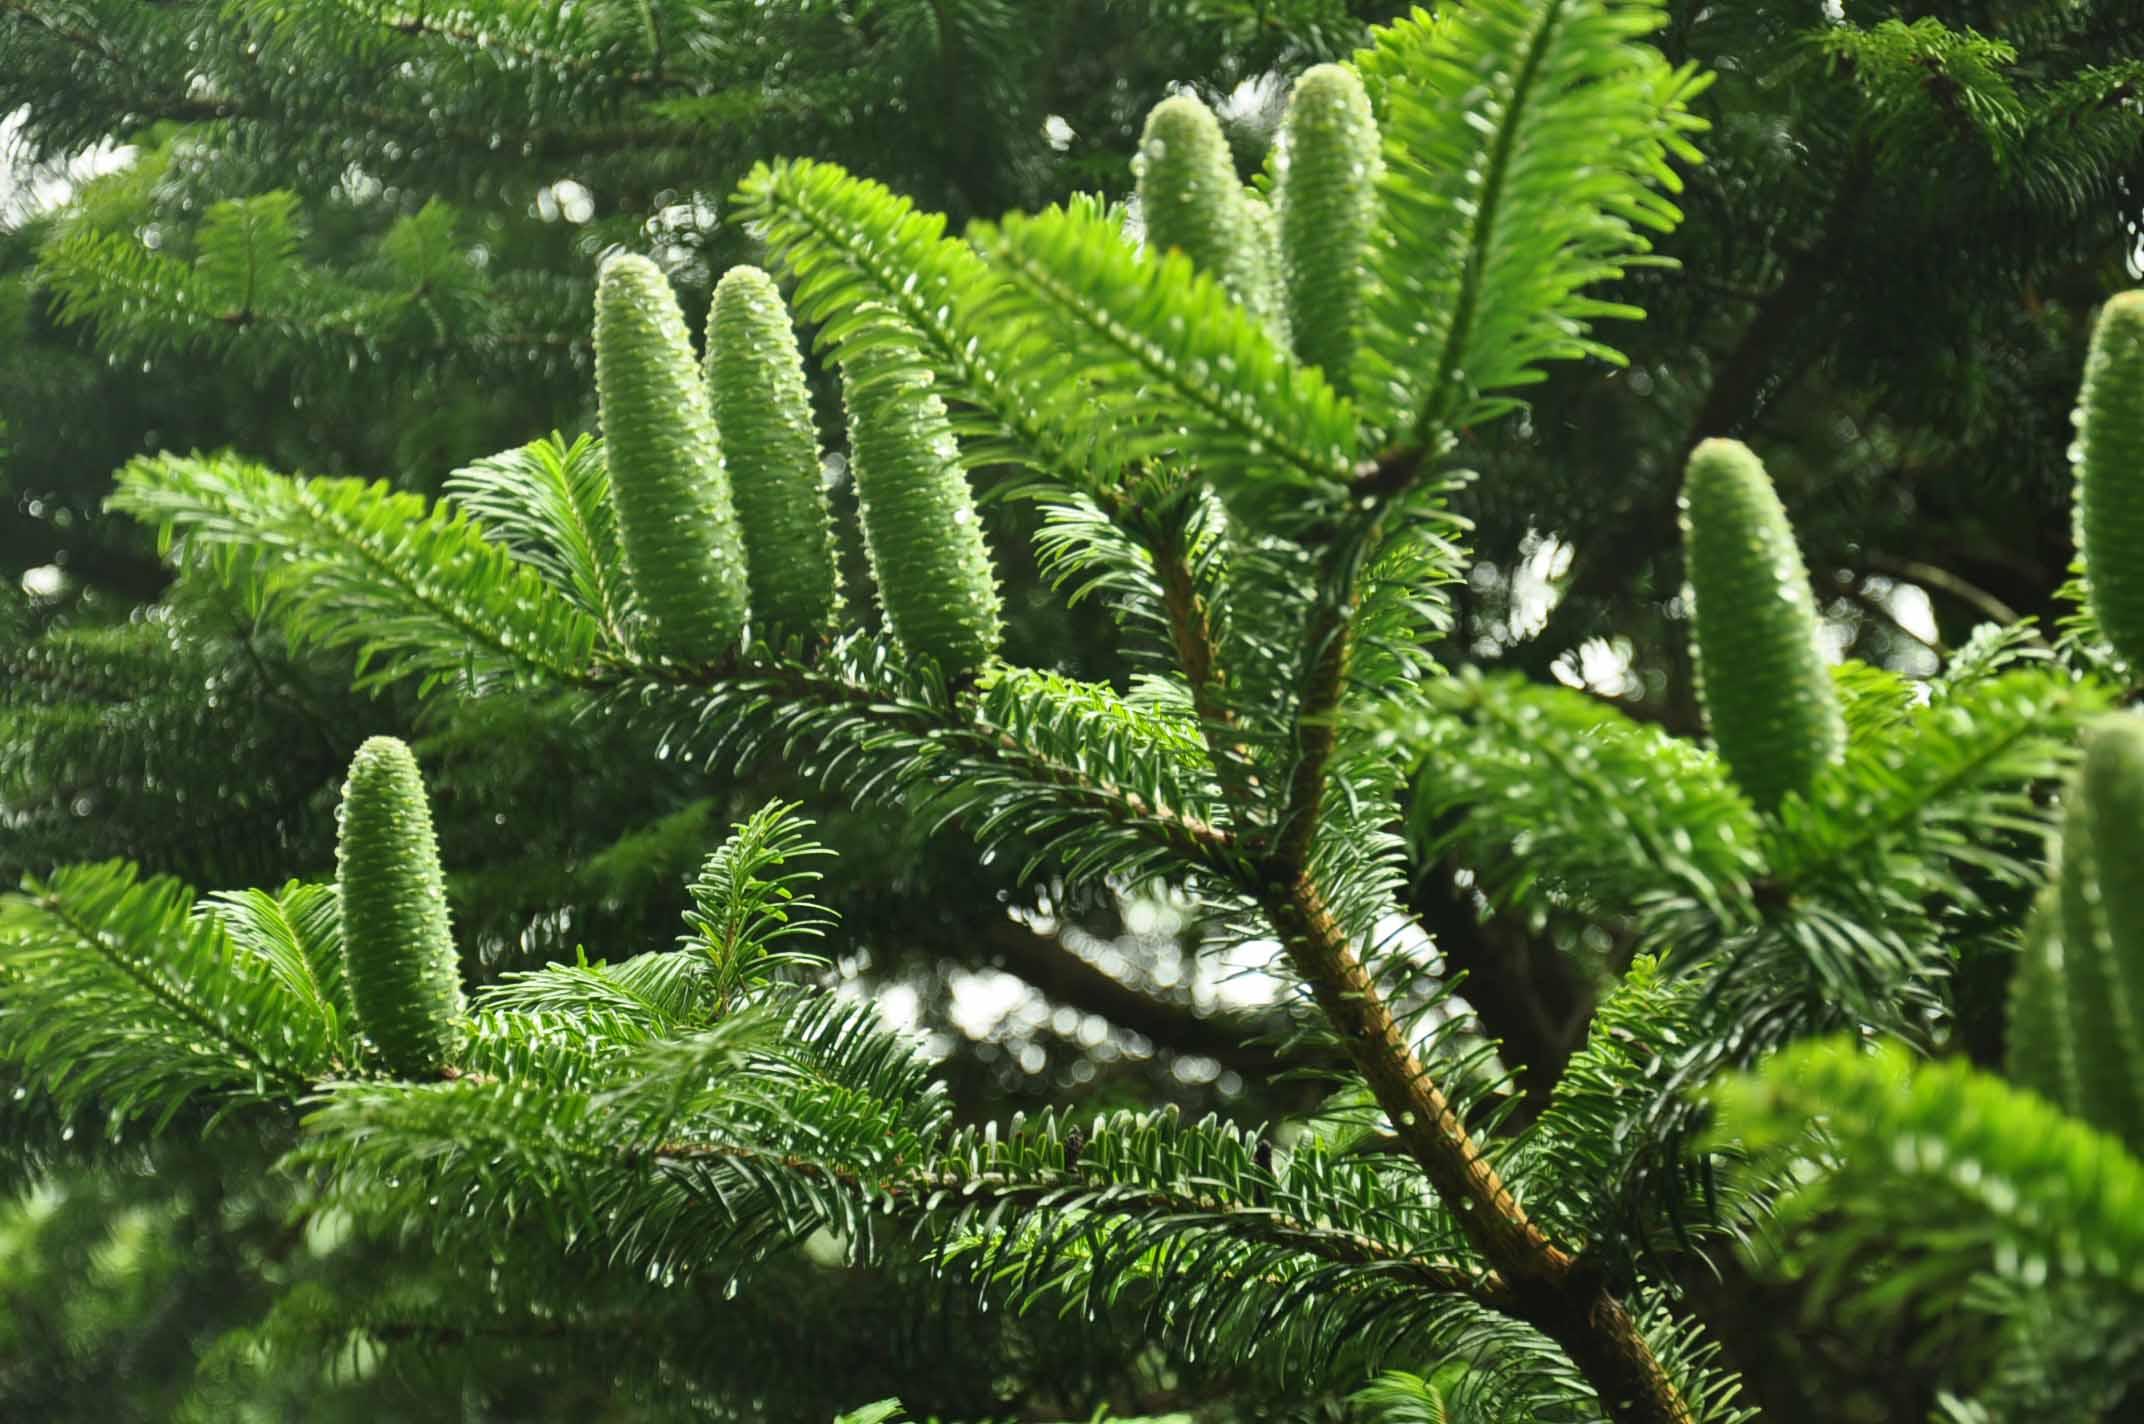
3 1 2144 1421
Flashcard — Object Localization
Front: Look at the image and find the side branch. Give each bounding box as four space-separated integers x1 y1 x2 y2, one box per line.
647 1139 1512 1309
22 884 314 1093
634 654 1236 871
1145 503 1267 805
1259 864 1693 1424
1273 598 1354 869
1257 502 1556 1266
981 729 1238 866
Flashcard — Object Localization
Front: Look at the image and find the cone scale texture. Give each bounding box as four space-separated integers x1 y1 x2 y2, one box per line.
2051 716 2144 1151
595 253 750 662
707 265 842 644
1136 96 1289 345
1682 438 1844 813
337 736 464 1076
2076 291 2144 668
1275 63 1380 391
839 333 1002 675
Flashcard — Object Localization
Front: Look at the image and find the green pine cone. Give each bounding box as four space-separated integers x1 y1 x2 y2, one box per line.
707 265 842 644
1240 195 1292 353
2053 715 2144 1151
1681 438 1844 813
2005 888 2080 1116
2075 290 2144 668
838 330 1002 675
595 253 750 661
1275 62 1380 391
336 736 464 1076
1135 95 1288 344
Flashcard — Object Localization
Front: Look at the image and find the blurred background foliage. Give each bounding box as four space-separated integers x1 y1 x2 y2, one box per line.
0 0 2139 1418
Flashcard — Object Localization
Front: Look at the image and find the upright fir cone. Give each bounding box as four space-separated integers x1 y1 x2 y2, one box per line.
595 253 750 662
837 328 1002 676
1681 438 1844 813
2048 716 2144 1152
2074 291 2144 668
707 265 843 646
337 736 464 1076
1135 94 1289 346
1274 62 1380 391
2005 886 2081 1119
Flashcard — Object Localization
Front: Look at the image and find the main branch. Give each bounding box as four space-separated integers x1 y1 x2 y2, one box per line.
1234 505 1694 1424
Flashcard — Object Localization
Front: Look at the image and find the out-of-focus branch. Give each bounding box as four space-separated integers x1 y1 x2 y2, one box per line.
971 915 1311 1079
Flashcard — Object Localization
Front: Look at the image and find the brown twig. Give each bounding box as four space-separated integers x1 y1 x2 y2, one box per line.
1238 501 1694 1423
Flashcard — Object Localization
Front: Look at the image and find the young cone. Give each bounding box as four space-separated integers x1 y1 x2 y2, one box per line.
2075 290 2144 668
1681 438 1843 813
1135 95 1289 345
2005 889 2080 1116
595 253 750 661
838 330 1002 675
2052 715 2144 1152
707 265 842 645
1240 195 1291 353
336 736 464 1076
1275 63 1380 390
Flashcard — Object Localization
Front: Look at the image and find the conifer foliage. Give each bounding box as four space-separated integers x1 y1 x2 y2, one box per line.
7 1 2144 1420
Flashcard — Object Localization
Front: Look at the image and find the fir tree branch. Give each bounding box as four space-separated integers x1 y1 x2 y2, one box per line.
23 881 305 1089
288 479 593 687
1764 668 2097 900
1153 531 1274 808
1248 497 1694 1422
1154 524 1228 732
644 1137 1514 1310
1860 552 2037 635
1256 869 1549 1269
112 454 606 692
639 651 1238 875
0 0 176 102
969 915 1305 1079
977 729 1237 867
351 4 681 87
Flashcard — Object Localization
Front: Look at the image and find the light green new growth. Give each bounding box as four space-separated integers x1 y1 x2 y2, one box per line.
1682 438 1844 813
2051 715 2144 1151
707 265 842 644
2076 290 2144 668
1275 63 1380 391
336 736 464 1076
594 253 750 662
1135 95 1289 347
838 329 1002 675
